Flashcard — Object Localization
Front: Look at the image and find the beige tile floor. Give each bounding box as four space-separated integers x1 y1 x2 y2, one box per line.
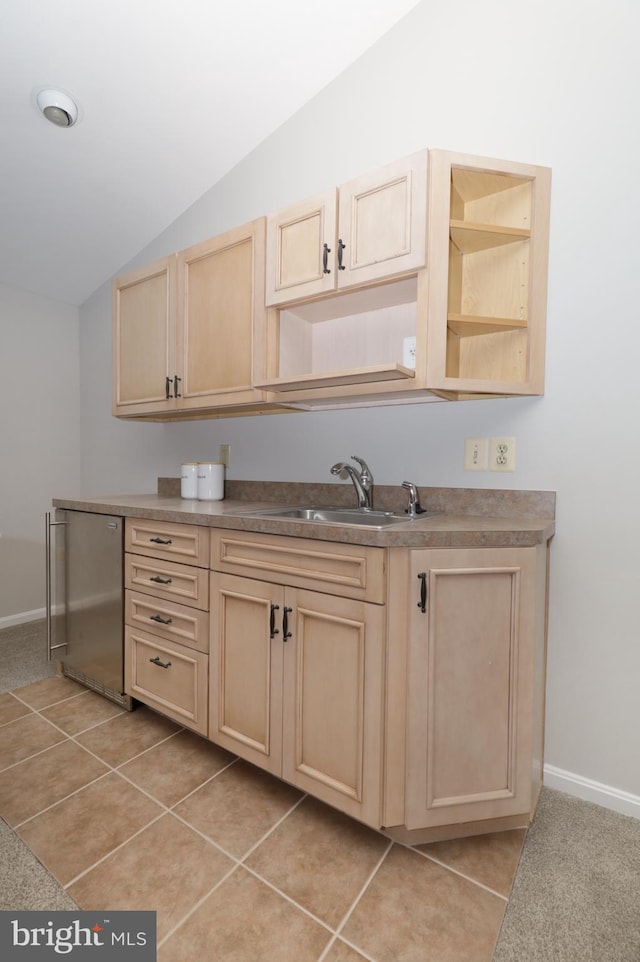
0 677 526 961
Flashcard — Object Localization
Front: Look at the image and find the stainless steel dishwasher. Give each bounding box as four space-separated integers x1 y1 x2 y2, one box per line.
45 508 132 709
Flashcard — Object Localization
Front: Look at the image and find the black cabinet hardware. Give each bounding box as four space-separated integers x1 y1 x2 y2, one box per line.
270 603 280 639
417 572 427 613
150 575 172 584
282 606 293 641
338 239 346 270
149 656 171 668
150 614 173 625
150 537 172 544
323 243 331 274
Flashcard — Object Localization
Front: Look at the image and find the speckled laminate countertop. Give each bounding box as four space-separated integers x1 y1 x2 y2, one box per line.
52 481 555 549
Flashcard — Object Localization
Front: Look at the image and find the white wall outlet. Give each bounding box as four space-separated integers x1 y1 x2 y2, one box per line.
489 437 516 472
219 443 230 468
464 437 489 471
402 336 417 369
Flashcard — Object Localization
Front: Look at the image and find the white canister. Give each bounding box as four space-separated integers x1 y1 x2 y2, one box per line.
181 462 199 499
197 461 225 501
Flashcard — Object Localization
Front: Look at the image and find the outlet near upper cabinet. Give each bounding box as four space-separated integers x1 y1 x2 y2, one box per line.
489 437 516 472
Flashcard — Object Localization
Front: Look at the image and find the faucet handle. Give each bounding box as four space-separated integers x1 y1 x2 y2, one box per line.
402 481 426 517
351 456 373 481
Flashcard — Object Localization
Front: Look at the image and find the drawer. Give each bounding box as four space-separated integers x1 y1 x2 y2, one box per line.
125 626 208 735
125 553 209 610
125 590 209 653
210 530 385 603
125 518 210 566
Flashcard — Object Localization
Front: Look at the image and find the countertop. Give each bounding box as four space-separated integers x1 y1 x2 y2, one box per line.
52 482 555 549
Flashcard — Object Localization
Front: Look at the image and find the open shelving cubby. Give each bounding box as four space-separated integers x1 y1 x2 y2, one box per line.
445 165 534 386
256 276 419 394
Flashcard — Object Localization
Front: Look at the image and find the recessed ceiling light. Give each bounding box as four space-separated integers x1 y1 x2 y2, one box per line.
35 88 78 128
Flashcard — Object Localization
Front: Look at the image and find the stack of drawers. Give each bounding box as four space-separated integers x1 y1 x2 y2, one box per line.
124 519 210 735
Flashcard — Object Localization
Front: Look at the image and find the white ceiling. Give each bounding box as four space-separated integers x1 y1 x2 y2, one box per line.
0 0 421 307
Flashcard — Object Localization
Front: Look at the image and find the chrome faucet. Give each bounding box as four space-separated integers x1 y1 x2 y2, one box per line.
402 480 427 518
330 455 374 510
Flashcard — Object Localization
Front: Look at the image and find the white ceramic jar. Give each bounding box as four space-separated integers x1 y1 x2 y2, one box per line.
197 461 225 501
181 462 198 499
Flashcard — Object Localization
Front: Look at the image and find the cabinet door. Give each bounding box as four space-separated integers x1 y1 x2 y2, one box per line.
209 572 284 775
112 255 177 416
337 150 428 291
282 588 384 827
177 218 268 411
405 547 537 830
425 150 551 397
265 190 338 305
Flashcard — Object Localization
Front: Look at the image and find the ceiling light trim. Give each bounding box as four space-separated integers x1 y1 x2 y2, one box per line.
34 87 79 128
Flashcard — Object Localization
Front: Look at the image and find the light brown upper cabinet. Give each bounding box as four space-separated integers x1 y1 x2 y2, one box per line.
425 150 551 398
265 151 428 306
257 150 550 406
113 218 270 419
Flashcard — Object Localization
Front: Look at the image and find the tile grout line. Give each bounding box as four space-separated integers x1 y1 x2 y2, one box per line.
63 809 169 890
158 796 324 949
405 844 510 903
315 838 394 962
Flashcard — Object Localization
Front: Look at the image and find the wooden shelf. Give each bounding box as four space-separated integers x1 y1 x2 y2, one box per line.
449 220 530 254
447 314 528 336
255 363 415 393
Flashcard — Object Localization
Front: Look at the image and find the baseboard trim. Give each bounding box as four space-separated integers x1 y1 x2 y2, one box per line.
544 763 640 820
0 608 46 630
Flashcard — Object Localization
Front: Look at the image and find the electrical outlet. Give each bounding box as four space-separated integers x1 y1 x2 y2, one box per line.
489 437 516 472
219 443 230 468
402 336 417 369
464 437 489 471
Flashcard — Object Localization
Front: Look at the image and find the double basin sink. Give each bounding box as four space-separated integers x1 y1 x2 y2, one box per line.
246 505 437 529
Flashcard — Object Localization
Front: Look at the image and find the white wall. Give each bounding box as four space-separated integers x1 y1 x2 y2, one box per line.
0 284 81 623
77 0 640 806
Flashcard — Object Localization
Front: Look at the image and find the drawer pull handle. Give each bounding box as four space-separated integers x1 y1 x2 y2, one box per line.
150 614 173 625
149 656 172 669
150 575 172 584
322 242 331 274
150 537 172 545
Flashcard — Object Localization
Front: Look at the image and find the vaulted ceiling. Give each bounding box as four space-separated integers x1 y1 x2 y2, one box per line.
0 0 421 306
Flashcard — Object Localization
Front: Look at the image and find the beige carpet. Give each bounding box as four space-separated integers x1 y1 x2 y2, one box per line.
493 788 640 961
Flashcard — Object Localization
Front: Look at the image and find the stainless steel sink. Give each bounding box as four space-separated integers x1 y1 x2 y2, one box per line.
246 506 435 528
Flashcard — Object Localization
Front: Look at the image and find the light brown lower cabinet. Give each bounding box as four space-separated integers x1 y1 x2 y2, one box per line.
124 519 211 736
209 571 385 827
123 520 549 840
383 544 548 842
125 626 208 736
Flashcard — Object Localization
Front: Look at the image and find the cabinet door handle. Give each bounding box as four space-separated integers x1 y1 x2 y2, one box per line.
150 614 173 625
149 656 172 668
165 376 172 400
338 239 346 270
173 375 182 398
417 572 427 613
270 603 280 639
150 537 172 545
322 243 331 274
150 575 172 584
282 606 293 641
